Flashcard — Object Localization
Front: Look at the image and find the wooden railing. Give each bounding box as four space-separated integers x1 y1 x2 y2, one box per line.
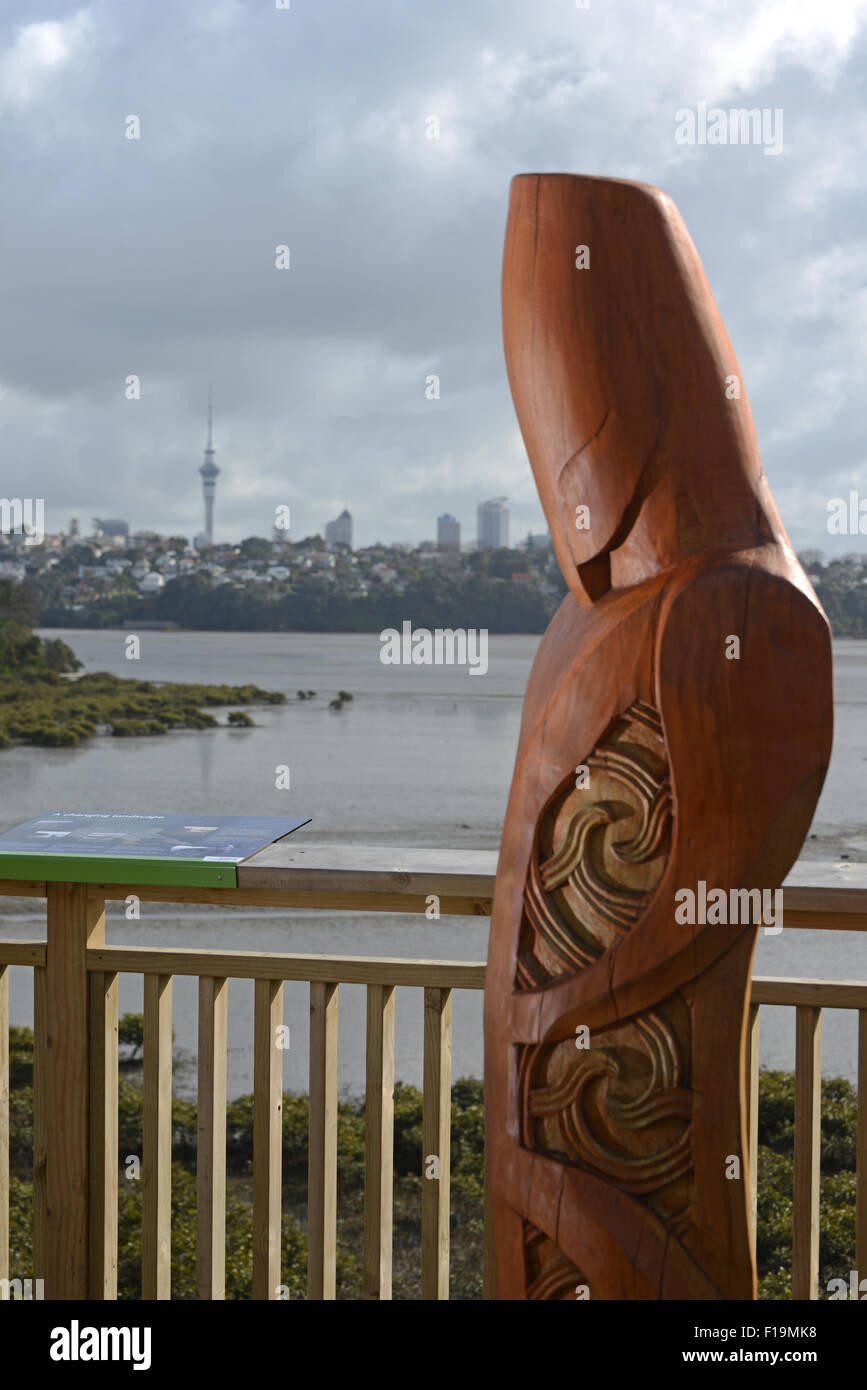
0 847 865 1300
748 978 867 1300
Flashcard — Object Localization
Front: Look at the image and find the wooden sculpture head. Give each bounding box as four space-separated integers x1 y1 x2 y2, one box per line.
502 174 790 602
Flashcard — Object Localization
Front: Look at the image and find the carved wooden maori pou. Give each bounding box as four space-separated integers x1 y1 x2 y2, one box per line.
485 174 833 1300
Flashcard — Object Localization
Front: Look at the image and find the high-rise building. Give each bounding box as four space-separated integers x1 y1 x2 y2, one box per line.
99 519 129 546
477 497 509 550
199 391 219 544
325 508 353 550
437 513 461 550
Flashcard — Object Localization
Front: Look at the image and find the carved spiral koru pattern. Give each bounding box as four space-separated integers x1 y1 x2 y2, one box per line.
520 1008 693 1207
515 700 672 989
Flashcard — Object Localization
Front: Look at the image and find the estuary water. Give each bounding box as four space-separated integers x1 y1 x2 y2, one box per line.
1 630 865 1096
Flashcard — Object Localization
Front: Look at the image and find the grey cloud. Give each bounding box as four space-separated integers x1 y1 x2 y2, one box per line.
0 0 865 549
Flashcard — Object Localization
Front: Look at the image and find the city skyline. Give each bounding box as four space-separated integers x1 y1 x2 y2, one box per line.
37 418 525 550
29 499 538 553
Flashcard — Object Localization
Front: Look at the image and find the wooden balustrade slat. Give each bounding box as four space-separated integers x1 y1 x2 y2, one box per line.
793 1005 822 1301
197 976 228 1300
363 983 394 1300
422 986 452 1301
308 981 338 1300
142 973 173 1300
0 966 7 1291
746 1003 760 1258
32 967 47 1286
89 969 118 1298
253 978 284 1300
857 1009 867 1284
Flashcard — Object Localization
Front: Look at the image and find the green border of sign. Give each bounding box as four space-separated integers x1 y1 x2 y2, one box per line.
0 853 240 888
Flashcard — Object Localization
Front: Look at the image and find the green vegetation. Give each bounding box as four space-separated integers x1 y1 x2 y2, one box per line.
799 553 867 638
118 1013 145 1061
29 539 563 635
226 709 254 726
0 580 284 750
812 583 867 637
0 669 283 750
124 567 558 634
0 581 82 679
4 1021 858 1299
756 1070 858 1299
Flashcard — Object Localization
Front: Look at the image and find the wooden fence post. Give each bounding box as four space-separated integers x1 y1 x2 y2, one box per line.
37 882 106 1298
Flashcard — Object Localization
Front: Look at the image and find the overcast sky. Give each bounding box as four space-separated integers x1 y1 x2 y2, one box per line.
1 0 865 551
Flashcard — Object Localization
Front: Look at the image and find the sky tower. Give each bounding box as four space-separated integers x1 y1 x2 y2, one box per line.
199 390 219 545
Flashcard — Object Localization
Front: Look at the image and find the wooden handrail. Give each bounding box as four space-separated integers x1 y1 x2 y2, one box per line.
751 977 867 1007
1 854 867 927
87 946 487 989
0 942 44 966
